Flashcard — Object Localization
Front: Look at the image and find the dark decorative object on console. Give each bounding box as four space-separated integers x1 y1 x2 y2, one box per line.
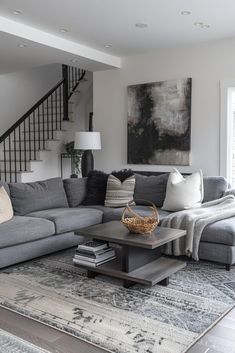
127 78 192 166
64 141 83 178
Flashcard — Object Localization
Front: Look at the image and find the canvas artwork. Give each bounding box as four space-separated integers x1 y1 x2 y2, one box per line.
127 78 192 165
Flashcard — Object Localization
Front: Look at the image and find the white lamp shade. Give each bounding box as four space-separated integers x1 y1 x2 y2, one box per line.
74 131 101 150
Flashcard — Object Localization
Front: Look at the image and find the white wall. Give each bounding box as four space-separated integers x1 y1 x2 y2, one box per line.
0 64 61 134
93 38 235 176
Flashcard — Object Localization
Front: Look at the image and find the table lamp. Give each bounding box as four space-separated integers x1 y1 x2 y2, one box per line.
74 131 101 177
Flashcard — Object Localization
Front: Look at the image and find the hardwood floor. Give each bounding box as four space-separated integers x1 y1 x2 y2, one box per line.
0 307 107 353
0 306 234 353
187 307 235 353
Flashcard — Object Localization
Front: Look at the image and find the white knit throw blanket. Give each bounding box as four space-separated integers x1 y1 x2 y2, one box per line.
161 195 235 260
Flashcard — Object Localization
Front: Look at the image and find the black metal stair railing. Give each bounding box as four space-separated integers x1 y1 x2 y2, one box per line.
0 65 86 182
62 65 86 120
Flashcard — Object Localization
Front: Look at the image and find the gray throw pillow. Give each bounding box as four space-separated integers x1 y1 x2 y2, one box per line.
134 173 169 207
203 176 228 202
63 178 87 207
9 177 69 215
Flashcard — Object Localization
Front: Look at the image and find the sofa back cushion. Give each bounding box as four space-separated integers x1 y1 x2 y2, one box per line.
134 173 169 207
63 178 87 207
203 176 228 202
9 177 69 215
134 173 228 206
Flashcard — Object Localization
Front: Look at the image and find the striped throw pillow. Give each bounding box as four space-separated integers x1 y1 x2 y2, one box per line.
105 175 136 208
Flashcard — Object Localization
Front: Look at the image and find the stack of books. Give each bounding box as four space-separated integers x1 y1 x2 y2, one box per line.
73 240 116 267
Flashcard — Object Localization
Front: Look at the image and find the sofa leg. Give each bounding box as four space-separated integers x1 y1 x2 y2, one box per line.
226 264 231 271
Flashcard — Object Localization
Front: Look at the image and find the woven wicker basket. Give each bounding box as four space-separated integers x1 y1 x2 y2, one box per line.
121 200 159 234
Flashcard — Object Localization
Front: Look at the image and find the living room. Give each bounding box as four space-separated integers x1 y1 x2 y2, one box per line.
0 1 234 353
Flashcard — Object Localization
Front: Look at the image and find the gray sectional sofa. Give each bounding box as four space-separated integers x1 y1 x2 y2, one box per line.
0 174 234 270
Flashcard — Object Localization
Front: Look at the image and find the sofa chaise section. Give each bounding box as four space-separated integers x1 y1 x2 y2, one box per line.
199 217 235 269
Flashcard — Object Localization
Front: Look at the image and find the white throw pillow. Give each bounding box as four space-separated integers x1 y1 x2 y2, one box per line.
0 186 13 224
162 169 204 211
105 175 136 208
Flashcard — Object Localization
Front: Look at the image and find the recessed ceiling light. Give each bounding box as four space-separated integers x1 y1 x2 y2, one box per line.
181 10 191 16
194 22 204 27
13 9 22 15
201 24 210 29
71 58 78 63
104 44 112 48
135 22 148 28
59 28 69 33
18 43 27 48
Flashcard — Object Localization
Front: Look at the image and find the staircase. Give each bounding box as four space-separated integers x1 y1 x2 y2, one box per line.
0 65 86 182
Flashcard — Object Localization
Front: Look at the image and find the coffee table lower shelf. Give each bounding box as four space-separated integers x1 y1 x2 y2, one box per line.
74 255 186 288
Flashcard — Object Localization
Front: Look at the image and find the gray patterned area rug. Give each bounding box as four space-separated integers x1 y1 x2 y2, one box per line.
0 248 234 353
0 328 49 353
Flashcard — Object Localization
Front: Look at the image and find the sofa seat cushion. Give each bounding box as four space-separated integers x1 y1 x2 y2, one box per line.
27 208 103 234
0 216 55 249
82 205 171 223
201 217 235 246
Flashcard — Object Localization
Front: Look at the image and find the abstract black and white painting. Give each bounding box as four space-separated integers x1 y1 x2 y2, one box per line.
127 78 192 165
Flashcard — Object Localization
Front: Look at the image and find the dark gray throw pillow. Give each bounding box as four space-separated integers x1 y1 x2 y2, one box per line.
134 173 169 207
9 177 69 215
63 178 87 207
82 170 109 205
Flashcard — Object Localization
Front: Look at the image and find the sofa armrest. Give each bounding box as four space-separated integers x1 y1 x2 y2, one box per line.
224 188 235 197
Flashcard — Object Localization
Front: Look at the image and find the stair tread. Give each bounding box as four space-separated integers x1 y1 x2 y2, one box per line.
23 130 65 133
4 149 52 152
1 170 33 174
13 139 60 142
0 160 43 162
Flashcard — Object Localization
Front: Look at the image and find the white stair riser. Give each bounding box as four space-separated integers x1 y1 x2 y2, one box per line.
0 160 31 170
28 116 72 127
0 159 42 170
0 150 39 160
0 161 31 173
20 130 63 140
28 115 63 124
12 140 59 150
0 173 22 182
41 101 73 109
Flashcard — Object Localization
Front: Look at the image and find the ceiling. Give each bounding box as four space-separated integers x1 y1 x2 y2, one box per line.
0 0 235 73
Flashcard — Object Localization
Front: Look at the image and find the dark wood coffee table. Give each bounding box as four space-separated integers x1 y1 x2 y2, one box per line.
75 221 186 288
